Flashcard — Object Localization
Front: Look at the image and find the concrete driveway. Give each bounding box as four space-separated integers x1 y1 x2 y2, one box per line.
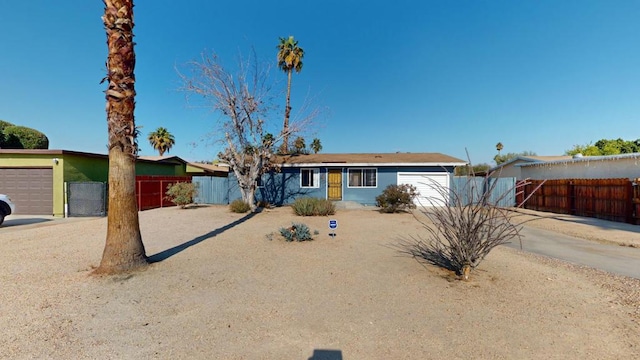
504 226 640 279
0 215 97 233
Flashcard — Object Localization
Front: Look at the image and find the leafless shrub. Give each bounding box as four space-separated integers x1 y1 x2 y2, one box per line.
401 172 542 280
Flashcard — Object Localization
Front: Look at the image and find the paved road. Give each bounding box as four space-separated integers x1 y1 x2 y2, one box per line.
503 226 640 279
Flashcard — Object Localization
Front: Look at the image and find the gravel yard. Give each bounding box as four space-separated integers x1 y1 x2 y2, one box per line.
1 205 639 359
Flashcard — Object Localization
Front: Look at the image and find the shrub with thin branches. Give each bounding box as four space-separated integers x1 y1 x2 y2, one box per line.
401 174 540 280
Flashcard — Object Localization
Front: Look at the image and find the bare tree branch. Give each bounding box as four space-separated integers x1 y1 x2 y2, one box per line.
177 50 318 210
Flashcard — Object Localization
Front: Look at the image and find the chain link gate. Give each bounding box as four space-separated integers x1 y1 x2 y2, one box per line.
67 182 107 217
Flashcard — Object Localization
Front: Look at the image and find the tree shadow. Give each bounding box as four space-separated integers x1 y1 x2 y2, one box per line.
308 349 343 360
147 209 261 263
391 235 459 274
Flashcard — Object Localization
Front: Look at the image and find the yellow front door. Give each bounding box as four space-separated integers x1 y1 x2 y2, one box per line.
328 169 342 201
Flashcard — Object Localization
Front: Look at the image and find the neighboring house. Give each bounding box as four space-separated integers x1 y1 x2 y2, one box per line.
489 155 573 180
185 162 230 177
519 153 640 180
249 152 466 207
0 150 192 216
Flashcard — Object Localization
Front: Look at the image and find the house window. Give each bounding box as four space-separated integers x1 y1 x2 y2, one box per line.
348 168 377 188
300 168 320 188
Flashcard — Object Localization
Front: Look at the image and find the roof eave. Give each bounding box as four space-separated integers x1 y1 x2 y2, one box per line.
279 162 467 167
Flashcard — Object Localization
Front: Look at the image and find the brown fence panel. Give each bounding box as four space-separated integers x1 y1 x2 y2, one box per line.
135 176 192 211
521 178 638 224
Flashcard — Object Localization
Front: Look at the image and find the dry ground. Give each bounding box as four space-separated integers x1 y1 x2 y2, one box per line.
1 205 639 359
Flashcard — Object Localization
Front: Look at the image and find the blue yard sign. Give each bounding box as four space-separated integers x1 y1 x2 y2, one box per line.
329 219 338 237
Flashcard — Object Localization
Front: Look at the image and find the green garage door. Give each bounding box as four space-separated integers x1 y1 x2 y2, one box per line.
0 168 53 215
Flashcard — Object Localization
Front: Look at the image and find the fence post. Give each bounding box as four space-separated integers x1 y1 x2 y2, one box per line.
567 180 574 215
626 180 634 224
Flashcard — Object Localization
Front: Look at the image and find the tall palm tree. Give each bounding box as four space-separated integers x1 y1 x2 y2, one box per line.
148 127 175 156
276 36 304 153
496 142 504 154
96 0 147 274
293 136 306 154
310 138 322 154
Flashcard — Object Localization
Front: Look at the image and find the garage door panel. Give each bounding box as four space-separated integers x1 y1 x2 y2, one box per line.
0 168 53 215
398 173 449 207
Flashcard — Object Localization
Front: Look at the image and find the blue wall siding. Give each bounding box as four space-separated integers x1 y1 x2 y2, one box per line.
257 169 324 205
207 166 457 206
342 167 391 205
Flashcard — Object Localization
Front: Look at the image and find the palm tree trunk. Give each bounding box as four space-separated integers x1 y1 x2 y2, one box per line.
282 69 292 153
95 0 147 274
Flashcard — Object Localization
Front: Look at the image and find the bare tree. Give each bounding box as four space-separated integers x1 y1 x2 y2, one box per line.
178 51 315 211
398 171 543 280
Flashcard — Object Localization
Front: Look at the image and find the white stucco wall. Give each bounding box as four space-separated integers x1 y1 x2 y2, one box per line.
491 160 526 179
520 155 640 180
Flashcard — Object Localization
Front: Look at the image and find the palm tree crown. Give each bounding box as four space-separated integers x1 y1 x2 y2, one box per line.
310 138 322 154
148 127 175 156
277 36 304 74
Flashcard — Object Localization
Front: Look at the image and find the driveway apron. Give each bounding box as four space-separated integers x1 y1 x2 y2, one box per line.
503 226 640 279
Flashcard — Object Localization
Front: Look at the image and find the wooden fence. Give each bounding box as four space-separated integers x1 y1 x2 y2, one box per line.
517 178 640 224
136 175 192 211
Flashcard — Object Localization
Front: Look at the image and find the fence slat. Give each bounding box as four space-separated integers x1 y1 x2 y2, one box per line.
521 178 638 224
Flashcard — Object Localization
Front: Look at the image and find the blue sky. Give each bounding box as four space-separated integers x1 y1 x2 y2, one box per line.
1 1 638 165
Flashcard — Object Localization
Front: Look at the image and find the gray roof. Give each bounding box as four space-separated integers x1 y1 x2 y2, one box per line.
490 155 572 171
518 152 640 167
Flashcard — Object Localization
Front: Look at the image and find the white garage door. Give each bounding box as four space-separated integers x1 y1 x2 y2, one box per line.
397 172 450 207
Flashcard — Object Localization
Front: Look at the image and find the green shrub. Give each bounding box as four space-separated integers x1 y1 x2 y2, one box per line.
0 120 13 132
291 197 336 216
165 182 198 208
2 125 49 149
230 199 251 213
292 197 316 216
376 184 418 213
279 222 315 242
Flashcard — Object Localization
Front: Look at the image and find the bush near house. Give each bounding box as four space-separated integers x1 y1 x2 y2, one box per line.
291 197 335 216
230 199 251 213
376 184 418 213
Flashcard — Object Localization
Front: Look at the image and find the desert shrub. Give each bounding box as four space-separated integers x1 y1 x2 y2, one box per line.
229 199 251 213
291 197 336 216
165 182 198 208
2 125 49 149
279 222 315 242
313 199 336 216
256 200 272 209
292 197 316 215
398 174 539 280
376 184 418 213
